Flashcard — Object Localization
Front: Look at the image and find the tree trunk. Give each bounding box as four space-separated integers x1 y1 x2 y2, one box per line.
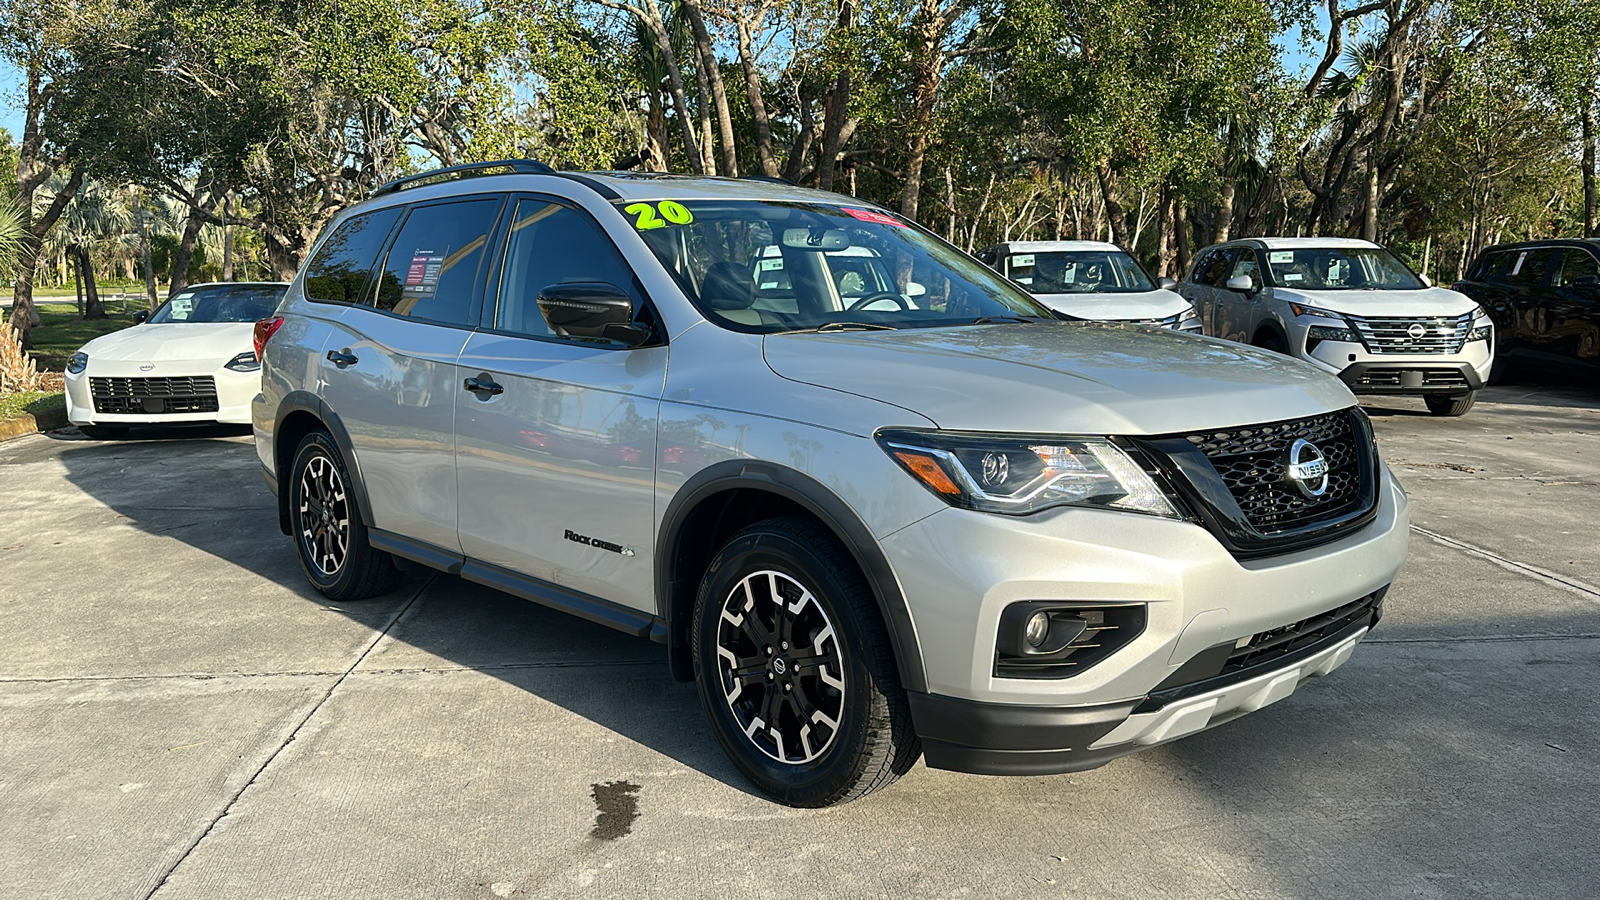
1155 185 1176 279
223 190 235 281
72 249 83 318
1360 149 1380 241
81 247 106 319
682 0 738 177
735 19 779 177
634 1 705 174
898 0 945 219
170 206 206 296
1584 88 1597 238
1175 197 1192 279
133 191 160 309
689 39 716 174
818 0 859 192
781 99 816 183
264 232 299 280
1214 179 1236 245
1095 163 1130 249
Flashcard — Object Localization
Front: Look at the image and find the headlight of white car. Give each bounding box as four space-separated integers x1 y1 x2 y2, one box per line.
223 351 261 372
67 351 88 374
1173 306 1203 333
1468 305 1493 342
876 429 1180 518
1288 302 1346 320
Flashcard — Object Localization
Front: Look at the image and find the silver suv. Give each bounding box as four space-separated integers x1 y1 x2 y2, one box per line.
253 162 1410 807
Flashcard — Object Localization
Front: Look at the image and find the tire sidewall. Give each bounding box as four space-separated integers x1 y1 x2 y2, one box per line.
691 527 884 804
289 432 362 594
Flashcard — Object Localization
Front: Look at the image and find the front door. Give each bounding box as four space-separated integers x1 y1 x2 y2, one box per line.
454 197 666 613
1218 249 1263 343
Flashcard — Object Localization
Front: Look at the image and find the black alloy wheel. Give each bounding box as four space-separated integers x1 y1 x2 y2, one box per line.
692 516 919 807
288 431 402 601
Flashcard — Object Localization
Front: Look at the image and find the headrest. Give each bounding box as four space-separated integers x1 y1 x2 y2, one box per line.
701 261 756 311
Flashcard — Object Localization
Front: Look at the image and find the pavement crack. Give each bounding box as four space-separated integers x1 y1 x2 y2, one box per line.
141 575 434 900
1410 524 1600 604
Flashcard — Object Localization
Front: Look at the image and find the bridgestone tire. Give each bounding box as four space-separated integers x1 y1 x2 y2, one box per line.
691 516 920 807
288 431 402 601
78 425 128 440
1425 391 1477 417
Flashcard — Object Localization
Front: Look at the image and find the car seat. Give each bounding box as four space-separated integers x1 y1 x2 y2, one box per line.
701 261 778 326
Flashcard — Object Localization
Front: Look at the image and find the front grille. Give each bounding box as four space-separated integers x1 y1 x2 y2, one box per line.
1137 588 1385 713
1348 314 1471 355
90 376 219 415
1184 411 1364 533
1120 314 1181 328
1349 368 1471 390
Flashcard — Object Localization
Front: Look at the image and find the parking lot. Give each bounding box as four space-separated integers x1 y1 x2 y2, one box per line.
2 383 1597 899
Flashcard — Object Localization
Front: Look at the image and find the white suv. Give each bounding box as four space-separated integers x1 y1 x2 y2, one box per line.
254 162 1410 806
1179 238 1494 416
978 240 1201 331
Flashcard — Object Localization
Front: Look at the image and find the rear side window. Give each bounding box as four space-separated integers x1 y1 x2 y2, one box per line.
1472 250 1512 282
491 199 642 340
303 207 403 304
1554 248 1599 287
370 198 503 326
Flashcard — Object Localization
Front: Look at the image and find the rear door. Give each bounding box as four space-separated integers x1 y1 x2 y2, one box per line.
1501 247 1556 358
1180 248 1233 336
316 195 506 551
1548 247 1600 369
454 195 667 613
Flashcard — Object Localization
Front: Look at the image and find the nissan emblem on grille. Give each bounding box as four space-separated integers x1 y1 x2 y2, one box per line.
1287 439 1330 498
1406 323 1427 340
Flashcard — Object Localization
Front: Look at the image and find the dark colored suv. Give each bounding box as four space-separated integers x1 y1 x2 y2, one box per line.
1456 240 1600 378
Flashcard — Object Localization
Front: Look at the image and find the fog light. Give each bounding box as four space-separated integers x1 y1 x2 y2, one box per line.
1025 611 1049 647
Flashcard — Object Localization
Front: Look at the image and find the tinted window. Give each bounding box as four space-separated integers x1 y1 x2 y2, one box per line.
1196 250 1234 286
1554 248 1599 287
304 208 403 304
150 285 287 323
493 199 642 340
1230 250 1262 287
1503 248 1552 286
372 198 503 325
1473 250 1514 283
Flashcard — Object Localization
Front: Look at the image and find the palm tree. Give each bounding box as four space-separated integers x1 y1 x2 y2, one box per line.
0 199 24 281
41 179 134 320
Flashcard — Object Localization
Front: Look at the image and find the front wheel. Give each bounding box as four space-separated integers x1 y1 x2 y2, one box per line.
691 516 919 807
1425 391 1477 417
288 431 402 601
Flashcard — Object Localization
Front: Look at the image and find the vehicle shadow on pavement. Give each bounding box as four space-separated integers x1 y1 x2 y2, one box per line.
47 427 754 798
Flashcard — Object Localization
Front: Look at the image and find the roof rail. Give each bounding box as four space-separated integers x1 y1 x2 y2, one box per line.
371 159 556 198
740 175 796 186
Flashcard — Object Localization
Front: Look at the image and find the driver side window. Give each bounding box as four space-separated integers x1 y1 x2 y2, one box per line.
492 199 644 340
1230 251 1262 289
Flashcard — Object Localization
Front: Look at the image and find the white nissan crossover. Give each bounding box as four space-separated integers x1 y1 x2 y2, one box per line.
1179 238 1493 416
978 240 1202 332
65 282 288 438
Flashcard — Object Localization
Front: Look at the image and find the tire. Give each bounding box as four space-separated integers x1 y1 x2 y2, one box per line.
691 516 920 807
78 425 128 440
1255 333 1289 355
287 431 402 601
1424 391 1477 417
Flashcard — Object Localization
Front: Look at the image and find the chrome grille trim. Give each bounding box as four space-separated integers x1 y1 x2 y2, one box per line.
1346 313 1472 355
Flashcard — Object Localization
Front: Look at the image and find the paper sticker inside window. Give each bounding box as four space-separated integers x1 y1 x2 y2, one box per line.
1269 251 1294 264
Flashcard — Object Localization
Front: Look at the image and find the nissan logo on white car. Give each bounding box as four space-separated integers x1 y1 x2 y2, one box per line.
1287 438 1330 498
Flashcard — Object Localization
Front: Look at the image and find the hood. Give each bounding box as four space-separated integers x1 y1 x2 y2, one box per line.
80 322 255 362
762 323 1355 436
1034 288 1191 322
1273 286 1478 317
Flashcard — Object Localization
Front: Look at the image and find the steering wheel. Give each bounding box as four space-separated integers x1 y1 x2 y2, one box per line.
845 291 909 311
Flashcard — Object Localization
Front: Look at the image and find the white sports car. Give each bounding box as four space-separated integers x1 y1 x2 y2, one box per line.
65 282 288 439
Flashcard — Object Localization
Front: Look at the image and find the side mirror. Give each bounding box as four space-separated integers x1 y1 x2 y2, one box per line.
1158 277 1178 290
1225 275 1256 293
536 282 649 347
132 310 149 324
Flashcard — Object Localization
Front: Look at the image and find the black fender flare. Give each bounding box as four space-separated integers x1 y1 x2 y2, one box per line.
655 460 928 694
272 392 375 534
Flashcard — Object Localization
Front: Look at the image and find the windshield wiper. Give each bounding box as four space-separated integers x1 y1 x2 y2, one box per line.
966 315 1046 325
783 321 899 334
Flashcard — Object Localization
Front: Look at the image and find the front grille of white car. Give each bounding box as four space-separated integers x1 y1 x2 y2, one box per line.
1347 314 1472 354
91 376 220 415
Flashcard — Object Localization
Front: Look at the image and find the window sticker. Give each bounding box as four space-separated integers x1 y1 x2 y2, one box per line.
1011 254 1035 268
840 208 906 227
1284 273 1304 282
626 201 694 230
1511 252 1527 276
759 258 784 271
1269 251 1294 264
404 248 444 298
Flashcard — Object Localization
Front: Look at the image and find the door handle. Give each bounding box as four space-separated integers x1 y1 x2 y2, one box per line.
326 349 358 369
463 375 504 397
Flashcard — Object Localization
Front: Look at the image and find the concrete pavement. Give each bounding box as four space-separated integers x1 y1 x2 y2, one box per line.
1 384 1597 899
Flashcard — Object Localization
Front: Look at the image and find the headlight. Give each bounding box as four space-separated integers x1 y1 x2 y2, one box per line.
223 351 261 372
876 429 1181 518
1289 302 1346 320
1468 306 1492 342
1172 306 1203 333
1307 325 1359 343
67 351 88 374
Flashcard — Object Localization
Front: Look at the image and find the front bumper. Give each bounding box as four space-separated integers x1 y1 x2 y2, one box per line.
65 363 258 426
1297 331 1493 395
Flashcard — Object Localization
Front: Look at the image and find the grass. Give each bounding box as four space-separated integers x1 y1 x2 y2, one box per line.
25 303 138 371
0 390 64 423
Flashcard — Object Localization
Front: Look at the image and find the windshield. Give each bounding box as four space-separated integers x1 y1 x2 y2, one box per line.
149 285 287 323
1262 247 1424 290
623 200 1051 332
1004 249 1156 295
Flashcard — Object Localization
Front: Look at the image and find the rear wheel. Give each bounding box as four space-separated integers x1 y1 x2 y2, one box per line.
691 516 919 807
1424 391 1477 417
288 431 402 601
78 425 128 440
